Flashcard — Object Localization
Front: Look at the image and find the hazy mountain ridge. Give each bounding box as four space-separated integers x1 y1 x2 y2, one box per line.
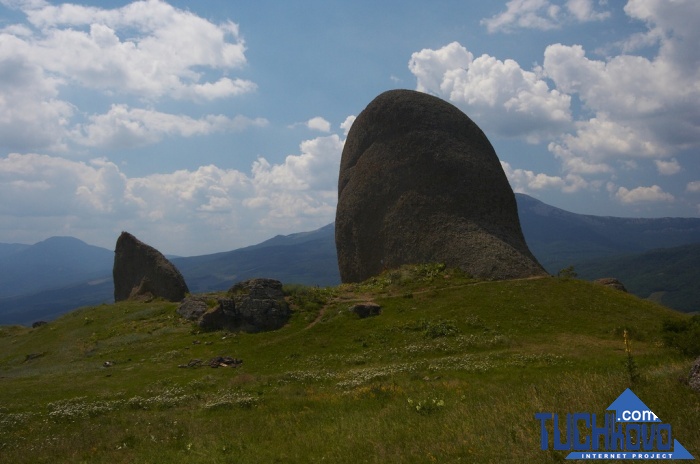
1 195 699 324
0 236 114 298
515 193 700 273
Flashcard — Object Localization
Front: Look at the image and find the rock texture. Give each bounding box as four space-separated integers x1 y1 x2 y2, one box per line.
113 232 189 302
335 89 546 283
177 278 291 333
351 302 381 319
594 277 628 292
690 357 700 393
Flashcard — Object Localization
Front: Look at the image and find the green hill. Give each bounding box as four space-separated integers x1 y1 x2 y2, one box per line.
1 267 698 463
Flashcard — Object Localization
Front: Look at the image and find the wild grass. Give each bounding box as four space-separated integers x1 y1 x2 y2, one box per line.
0 266 698 463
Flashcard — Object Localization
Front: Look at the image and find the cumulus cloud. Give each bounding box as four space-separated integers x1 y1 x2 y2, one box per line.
540 1 700 173
687 181 700 193
0 0 258 153
410 1 700 204
501 161 588 193
340 115 356 137
0 133 343 254
306 117 332 133
0 153 128 216
72 105 267 149
409 42 571 142
654 158 681 175
482 0 609 33
615 185 674 204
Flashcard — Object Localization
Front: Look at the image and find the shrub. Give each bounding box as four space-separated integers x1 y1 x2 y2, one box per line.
661 315 700 357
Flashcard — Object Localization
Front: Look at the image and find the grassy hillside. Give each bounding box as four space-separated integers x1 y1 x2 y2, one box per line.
0 267 698 463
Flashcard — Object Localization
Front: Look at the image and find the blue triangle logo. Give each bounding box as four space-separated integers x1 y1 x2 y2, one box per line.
672 439 695 460
607 388 661 422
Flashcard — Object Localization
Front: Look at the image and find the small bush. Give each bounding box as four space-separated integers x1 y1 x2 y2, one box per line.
661 315 700 357
557 265 578 279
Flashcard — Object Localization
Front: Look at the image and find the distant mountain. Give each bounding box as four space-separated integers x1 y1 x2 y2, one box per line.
173 223 339 292
574 243 700 313
515 193 700 273
2 195 700 325
0 236 114 298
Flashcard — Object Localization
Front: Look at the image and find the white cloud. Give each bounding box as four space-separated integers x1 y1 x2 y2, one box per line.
306 117 332 133
0 0 259 153
687 181 700 193
410 1 700 201
0 153 128 216
13 1 251 100
72 104 267 149
409 42 571 141
501 161 588 193
615 185 674 204
654 158 681 175
340 115 356 137
566 0 610 22
482 0 561 33
481 0 609 33
540 1 700 169
0 133 343 254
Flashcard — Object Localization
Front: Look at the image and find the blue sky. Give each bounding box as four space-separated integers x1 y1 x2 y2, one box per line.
1 0 699 255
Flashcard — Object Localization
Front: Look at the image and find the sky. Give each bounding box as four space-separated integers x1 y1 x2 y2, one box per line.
0 0 699 256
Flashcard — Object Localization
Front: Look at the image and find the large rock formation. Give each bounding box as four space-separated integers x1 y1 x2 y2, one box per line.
113 232 189 302
335 89 546 282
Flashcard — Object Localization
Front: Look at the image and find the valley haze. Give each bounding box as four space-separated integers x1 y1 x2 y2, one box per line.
1 194 699 325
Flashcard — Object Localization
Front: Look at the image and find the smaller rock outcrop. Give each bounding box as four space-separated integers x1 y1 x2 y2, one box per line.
690 357 700 393
351 303 381 319
113 232 189 302
176 297 209 321
594 278 628 292
177 278 291 333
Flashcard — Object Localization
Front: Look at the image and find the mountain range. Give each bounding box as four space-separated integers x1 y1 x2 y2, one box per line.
1 194 699 324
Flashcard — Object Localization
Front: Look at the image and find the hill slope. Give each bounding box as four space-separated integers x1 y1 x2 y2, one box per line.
0 270 697 462
576 243 700 312
515 193 700 273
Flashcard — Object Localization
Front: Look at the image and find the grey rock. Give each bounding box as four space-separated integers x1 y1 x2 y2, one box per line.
179 279 291 333
227 279 291 332
690 357 700 393
113 232 189 302
198 298 236 331
351 302 381 318
335 89 546 283
594 277 628 292
177 297 209 321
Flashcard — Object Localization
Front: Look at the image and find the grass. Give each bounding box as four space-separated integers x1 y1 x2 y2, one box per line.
0 265 698 463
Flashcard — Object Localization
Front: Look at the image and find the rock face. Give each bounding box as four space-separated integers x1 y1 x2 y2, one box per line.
690 357 700 393
594 277 628 292
177 278 291 332
351 303 381 319
335 89 546 283
113 232 189 302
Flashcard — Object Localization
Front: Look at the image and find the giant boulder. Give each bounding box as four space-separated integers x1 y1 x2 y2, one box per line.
335 89 546 282
113 232 189 302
